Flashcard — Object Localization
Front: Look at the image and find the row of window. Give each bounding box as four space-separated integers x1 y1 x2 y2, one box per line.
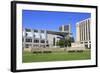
25 33 46 40
25 29 45 33
64 25 69 31
25 44 49 48
59 25 70 32
23 38 48 43
25 33 46 37
81 41 91 44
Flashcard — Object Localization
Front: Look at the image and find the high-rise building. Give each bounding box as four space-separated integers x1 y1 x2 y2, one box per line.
76 18 91 48
59 24 71 38
59 24 71 32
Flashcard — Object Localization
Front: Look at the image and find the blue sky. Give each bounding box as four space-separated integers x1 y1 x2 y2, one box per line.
22 10 91 39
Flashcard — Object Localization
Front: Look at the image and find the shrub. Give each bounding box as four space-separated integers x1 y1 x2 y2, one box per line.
43 51 52 53
68 50 75 53
32 51 42 54
76 50 83 52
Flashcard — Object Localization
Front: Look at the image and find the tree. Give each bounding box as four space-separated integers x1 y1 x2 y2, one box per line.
67 38 71 47
64 38 71 47
70 37 75 43
56 39 65 48
56 37 73 48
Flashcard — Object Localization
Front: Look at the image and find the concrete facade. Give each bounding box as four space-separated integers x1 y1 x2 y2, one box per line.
23 25 71 49
76 18 91 48
59 24 71 37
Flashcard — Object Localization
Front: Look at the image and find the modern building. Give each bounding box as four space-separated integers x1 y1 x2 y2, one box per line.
22 24 71 49
59 24 71 37
76 18 91 48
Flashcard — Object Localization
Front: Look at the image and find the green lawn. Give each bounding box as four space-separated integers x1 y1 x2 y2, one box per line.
22 50 91 63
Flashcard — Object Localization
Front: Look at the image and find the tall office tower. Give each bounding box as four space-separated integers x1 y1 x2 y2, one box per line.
76 18 91 48
59 24 71 38
59 24 71 32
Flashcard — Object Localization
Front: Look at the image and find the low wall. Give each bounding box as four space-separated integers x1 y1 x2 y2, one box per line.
66 47 86 51
24 48 32 52
71 42 85 48
24 47 86 52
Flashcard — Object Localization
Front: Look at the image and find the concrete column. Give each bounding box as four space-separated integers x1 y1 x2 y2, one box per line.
88 41 91 48
39 30 41 48
32 29 34 48
83 22 85 41
55 36 56 47
45 30 47 48
23 29 26 49
63 25 64 32
76 23 80 42
69 24 71 37
80 24 83 41
87 20 89 41
86 20 87 40
80 23 82 41
85 21 87 41
89 19 91 41
79 25 81 42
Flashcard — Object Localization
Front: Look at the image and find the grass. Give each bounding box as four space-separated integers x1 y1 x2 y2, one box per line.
22 50 91 63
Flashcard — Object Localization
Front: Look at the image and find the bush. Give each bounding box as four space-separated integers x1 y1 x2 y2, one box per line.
76 50 83 52
32 51 52 54
68 50 84 53
68 50 75 53
56 40 65 47
43 51 52 53
32 51 42 54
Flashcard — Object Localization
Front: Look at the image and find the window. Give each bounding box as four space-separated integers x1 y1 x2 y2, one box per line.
34 33 40 38
25 44 31 48
25 44 29 48
41 40 45 43
40 45 45 48
59 26 62 31
46 44 49 47
33 45 39 48
85 45 88 48
53 38 55 46
81 42 83 44
41 33 46 39
25 33 28 36
25 29 31 32
64 25 69 31
25 38 32 42
41 30 44 33
34 30 38 32
34 39 39 43
46 40 48 43
85 42 88 43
